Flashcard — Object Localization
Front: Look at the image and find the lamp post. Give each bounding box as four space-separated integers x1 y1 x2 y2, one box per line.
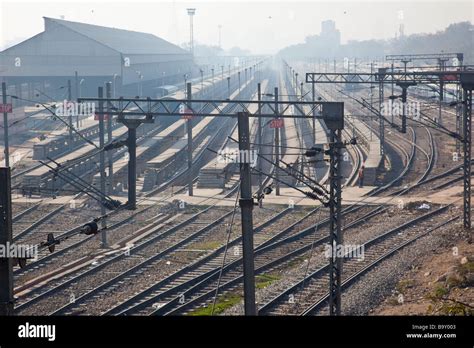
295 72 299 96
184 74 188 98
161 71 166 87
211 68 215 98
79 79 85 98
227 76 231 100
112 74 118 98
200 69 204 91
238 71 241 92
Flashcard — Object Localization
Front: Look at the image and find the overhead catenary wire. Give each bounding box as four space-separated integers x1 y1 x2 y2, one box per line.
10 95 99 148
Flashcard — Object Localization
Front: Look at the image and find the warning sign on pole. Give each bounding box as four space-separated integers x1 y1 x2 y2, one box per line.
0 104 12 113
179 104 194 120
270 118 284 128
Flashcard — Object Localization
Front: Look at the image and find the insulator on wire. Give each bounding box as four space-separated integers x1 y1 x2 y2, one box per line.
312 186 326 197
82 221 99 235
103 199 122 210
47 233 56 253
263 186 273 195
305 146 323 157
305 191 330 207
104 140 127 151
17 258 27 268
305 191 319 200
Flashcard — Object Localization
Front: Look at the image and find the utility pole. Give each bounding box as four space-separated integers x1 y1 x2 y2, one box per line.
211 68 214 99
327 108 344 316
437 58 449 126
126 121 138 210
377 68 386 157
106 82 114 195
390 62 394 122
2 82 10 167
397 81 416 134
98 87 107 247
68 79 73 150
187 82 193 196
200 69 204 91
312 79 316 144
0 167 13 315
238 71 241 92
456 55 464 155
302 74 354 315
274 87 280 196
257 83 263 206
75 71 79 128
237 111 257 316
227 77 231 100
370 62 374 109
461 74 473 229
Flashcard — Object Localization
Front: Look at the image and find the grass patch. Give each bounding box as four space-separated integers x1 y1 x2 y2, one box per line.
191 241 222 250
396 279 414 294
438 302 474 315
457 261 474 276
255 274 281 289
387 296 402 306
428 284 449 300
284 256 306 270
187 292 242 316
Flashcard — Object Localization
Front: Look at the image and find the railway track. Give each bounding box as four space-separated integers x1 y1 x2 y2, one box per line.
13 66 464 319
258 205 455 315
15 72 286 312
12 203 41 223
93 70 428 316
12 71 264 275
15 202 234 313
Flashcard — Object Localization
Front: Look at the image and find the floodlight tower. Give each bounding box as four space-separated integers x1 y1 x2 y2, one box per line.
187 8 196 56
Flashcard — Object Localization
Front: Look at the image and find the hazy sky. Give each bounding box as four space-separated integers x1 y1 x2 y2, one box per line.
0 0 472 54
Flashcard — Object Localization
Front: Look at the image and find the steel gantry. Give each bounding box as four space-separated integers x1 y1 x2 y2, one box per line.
306 70 474 229
386 53 464 145
79 91 345 316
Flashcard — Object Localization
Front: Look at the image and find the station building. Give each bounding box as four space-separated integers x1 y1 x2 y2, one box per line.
0 17 194 105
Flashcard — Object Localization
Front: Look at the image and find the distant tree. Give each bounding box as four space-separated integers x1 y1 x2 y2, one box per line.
227 46 251 56
278 21 474 64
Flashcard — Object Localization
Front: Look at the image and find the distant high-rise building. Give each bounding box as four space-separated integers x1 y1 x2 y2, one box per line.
320 20 341 47
399 23 405 38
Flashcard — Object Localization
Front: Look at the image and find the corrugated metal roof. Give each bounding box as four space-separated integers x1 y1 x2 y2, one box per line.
44 17 189 55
